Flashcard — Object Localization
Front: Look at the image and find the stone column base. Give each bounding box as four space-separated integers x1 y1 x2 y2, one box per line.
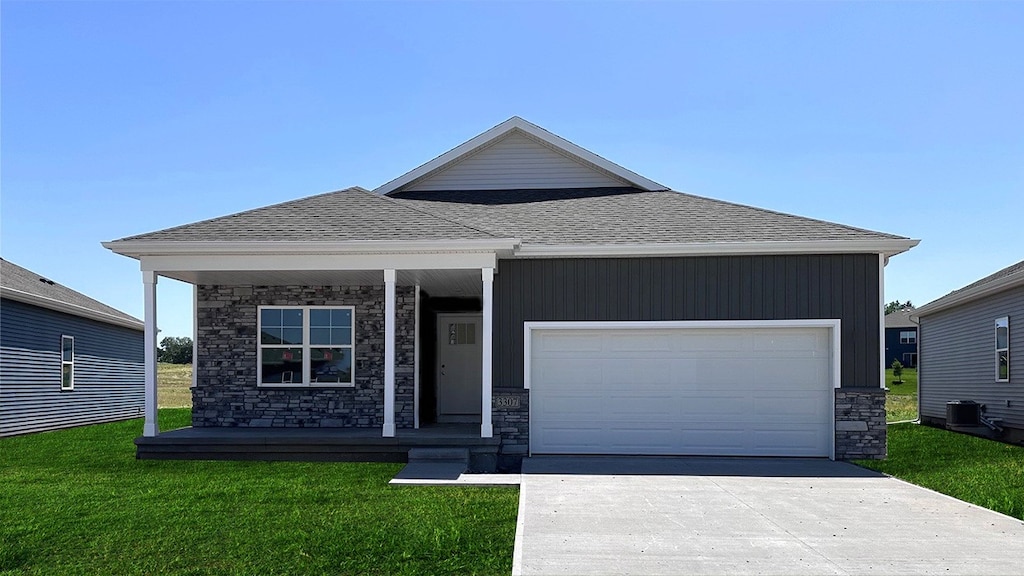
835 388 886 460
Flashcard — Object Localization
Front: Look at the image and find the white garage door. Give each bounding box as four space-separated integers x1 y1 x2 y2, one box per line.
529 323 834 457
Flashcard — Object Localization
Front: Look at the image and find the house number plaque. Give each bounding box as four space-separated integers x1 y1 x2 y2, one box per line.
493 395 521 408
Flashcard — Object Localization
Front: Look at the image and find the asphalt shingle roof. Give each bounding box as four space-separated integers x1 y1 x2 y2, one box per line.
394 188 908 245
884 309 917 329
0 258 142 326
114 187 500 242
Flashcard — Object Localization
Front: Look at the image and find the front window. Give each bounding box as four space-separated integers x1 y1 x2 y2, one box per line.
995 317 1009 382
258 306 354 386
61 335 74 390
900 330 917 344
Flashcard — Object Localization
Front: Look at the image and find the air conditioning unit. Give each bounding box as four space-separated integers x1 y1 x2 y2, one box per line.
946 400 980 427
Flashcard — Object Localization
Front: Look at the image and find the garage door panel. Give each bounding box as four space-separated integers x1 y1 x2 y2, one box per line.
530 325 834 457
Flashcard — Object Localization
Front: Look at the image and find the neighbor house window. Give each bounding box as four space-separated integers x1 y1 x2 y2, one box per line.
61 335 74 390
995 317 1009 382
258 306 354 386
900 330 917 345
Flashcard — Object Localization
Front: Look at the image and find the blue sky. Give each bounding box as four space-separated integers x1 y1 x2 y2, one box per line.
3 1 1022 339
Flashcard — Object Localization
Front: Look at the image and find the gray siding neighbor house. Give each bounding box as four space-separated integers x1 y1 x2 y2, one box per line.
917 260 1024 444
103 117 918 466
0 258 145 437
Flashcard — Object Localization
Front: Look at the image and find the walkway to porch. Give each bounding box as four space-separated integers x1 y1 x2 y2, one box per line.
135 424 501 470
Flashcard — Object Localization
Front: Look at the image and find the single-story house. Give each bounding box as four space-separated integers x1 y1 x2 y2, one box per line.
0 258 145 437
104 117 918 464
884 309 918 368
917 259 1024 444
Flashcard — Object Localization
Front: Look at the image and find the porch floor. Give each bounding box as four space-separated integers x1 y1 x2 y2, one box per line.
135 424 501 468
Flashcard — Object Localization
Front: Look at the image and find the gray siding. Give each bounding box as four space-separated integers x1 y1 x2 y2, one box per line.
494 254 881 389
919 284 1024 430
0 298 144 437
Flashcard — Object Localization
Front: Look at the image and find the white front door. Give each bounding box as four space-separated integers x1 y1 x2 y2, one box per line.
436 313 482 422
529 323 834 457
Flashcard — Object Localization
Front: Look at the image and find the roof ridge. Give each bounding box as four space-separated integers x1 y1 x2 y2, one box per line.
660 189 907 240
111 187 366 242
364 188 507 239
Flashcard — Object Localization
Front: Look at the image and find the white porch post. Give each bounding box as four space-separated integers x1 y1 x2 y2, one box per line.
383 269 397 437
481 267 494 438
142 271 159 437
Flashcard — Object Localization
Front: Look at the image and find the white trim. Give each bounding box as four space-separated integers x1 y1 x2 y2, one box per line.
192 285 198 389
522 319 842 460
373 116 669 195
60 335 75 391
481 267 494 438
0 287 143 331
383 269 396 437
414 283 421 429
515 238 920 259
103 239 519 258
995 316 1009 383
255 305 356 388
142 271 159 437
879 253 886 390
917 268 1024 316
135 252 500 275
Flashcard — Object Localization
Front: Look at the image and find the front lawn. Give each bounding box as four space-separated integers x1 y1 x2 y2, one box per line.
0 409 518 574
857 423 1024 520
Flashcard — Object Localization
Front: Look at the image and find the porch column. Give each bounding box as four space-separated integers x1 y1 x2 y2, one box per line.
383 269 396 437
481 267 494 438
142 271 159 437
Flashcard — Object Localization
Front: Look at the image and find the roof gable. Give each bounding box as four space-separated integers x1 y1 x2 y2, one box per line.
374 117 668 195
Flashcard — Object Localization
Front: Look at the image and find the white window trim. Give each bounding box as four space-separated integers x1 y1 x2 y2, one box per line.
995 316 1009 383
61 335 74 391
899 330 917 345
257 305 356 388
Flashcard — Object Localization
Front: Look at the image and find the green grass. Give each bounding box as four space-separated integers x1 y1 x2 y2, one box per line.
0 409 518 575
857 423 1024 520
885 367 918 422
158 363 193 408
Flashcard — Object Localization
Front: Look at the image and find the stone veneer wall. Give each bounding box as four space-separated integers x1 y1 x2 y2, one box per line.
193 285 415 429
834 389 886 459
491 388 530 469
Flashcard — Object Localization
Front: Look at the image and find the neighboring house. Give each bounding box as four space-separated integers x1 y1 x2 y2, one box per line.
0 258 145 437
917 260 1024 444
884 309 918 368
104 117 918 464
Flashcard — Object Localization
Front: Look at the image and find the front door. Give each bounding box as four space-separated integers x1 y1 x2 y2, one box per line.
436 313 482 423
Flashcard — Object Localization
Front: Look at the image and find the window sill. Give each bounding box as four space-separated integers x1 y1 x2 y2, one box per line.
258 383 356 389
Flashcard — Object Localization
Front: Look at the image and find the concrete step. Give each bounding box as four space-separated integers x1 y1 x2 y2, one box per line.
408 447 470 465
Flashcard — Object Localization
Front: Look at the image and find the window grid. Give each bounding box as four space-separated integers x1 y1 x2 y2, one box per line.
258 306 355 387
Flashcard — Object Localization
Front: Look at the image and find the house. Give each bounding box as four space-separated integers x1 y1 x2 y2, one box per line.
916 260 1024 444
884 308 918 368
0 258 145 437
103 117 918 465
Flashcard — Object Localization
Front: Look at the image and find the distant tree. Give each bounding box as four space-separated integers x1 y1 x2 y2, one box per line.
158 336 193 364
885 300 915 315
891 359 904 384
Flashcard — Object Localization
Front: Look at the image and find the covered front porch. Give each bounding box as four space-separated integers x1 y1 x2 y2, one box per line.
121 242 516 457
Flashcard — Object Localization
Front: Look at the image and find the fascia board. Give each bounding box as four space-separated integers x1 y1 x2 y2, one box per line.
0 287 144 331
916 270 1024 317
102 238 521 258
373 117 668 195
513 238 921 258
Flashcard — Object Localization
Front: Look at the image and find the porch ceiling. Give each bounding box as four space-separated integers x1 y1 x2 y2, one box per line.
159 268 484 297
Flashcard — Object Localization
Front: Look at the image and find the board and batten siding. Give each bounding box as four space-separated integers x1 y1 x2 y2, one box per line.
494 254 881 390
919 284 1024 430
0 298 144 437
406 131 628 191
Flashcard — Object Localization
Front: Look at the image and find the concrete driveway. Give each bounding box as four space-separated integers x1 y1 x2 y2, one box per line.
514 456 1024 575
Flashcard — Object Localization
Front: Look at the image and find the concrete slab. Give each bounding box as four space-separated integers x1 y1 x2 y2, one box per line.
389 462 520 486
514 456 1024 576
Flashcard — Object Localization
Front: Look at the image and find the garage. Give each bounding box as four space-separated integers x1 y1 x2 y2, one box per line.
526 321 837 458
